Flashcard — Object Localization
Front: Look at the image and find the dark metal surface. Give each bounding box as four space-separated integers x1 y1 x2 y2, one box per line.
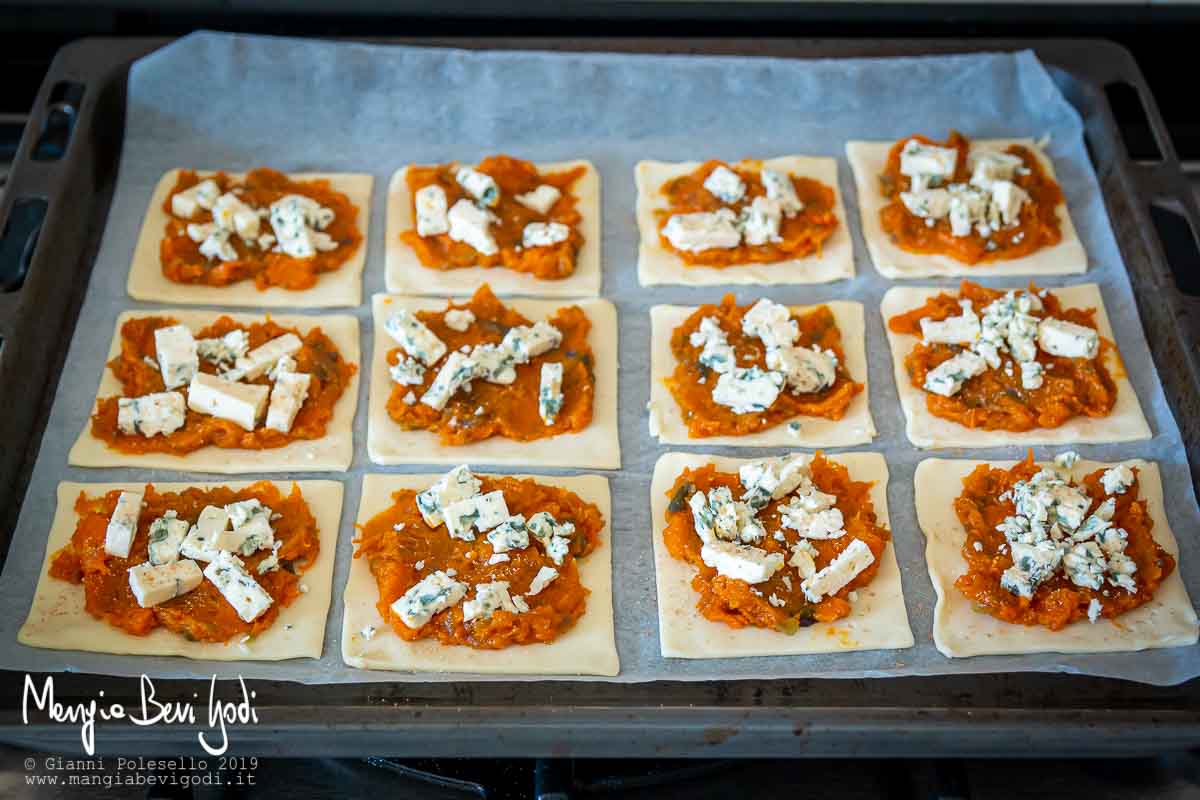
0 36 1197 758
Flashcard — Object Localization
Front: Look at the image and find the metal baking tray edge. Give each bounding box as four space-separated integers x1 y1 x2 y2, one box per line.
0 36 1196 758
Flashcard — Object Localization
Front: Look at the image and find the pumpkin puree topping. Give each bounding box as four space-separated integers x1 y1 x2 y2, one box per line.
656 160 839 267
162 168 362 291
355 477 603 648
663 454 890 632
49 482 319 642
879 131 1064 265
888 280 1117 432
953 454 1174 631
668 295 863 438
385 285 594 446
92 315 356 454
401 155 586 280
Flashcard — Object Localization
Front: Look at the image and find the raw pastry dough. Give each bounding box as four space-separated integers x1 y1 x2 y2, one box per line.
342 472 618 675
636 156 854 286
386 161 601 298
650 452 913 659
18 479 343 661
881 283 1151 448
648 301 875 447
845 138 1087 278
68 309 360 473
916 457 1199 657
367 294 620 468
127 169 373 307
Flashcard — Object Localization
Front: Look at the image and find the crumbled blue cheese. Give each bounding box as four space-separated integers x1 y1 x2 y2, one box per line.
501 321 562 362
989 180 1030 227
920 301 981 345
923 349 988 397
264 370 311 434
1101 464 1135 495
742 298 798 350
899 140 959 192
443 308 476 332
767 345 838 395
128 559 203 608
1020 360 1044 391
421 351 475 411
900 188 951 220
969 150 1024 189
118 391 186 438
687 487 764 544
526 512 575 565
180 505 229 562
738 456 811 509
415 184 450 237
214 500 275 557
689 317 736 374
229 333 303 382
1054 451 1080 470
1000 540 1063 598
198 228 237 262
256 541 283 575
700 540 784 584
447 198 499 255
104 491 143 559
269 194 337 258
444 490 510 541
486 515 529 553
392 570 468 628
203 551 274 623
196 329 249 367
469 343 517 384
663 209 740 252
761 168 803 216
154 324 199 389
384 309 448 367
416 465 482 527
538 362 564 425
948 186 989 237
455 167 499 207
739 196 782 246
1087 598 1103 623
1037 318 1099 360
711 366 785 414
788 539 819 579
187 373 268 431
515 184 561 214
1063 541 1107 590
703 165 746 204
523 221 570 248
170 179 220 217
389 356 426 386
527 566 559 596
780 500 844 540
212 192 260 241
147 511 189 565
800 537 874 602
462 580 519 622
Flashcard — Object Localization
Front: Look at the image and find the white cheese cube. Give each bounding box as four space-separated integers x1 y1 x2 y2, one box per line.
231 333 303 381
187 373 269 431
989 180 1030 227
900 188 951 220
501 321 562 363
170 179 220 218
447 198 499 255
203 551 274 623
213 502 274 557
515 184 561 215
212 192 260 240
391 570 468 628
117 391 186 437
147 511 189 565
462 580 518 622
269 194 337 259
180 505 230 562
128 559 203 608
689 316 736 374
415 184 450 237
1101 464 1135 495
468 343 517 384
923 350 988 397
199 229 237 262
455 167 499 207
711 366 785 414
920 302 980 344
800 537 874 602
389 356 426 386
702 165 746 204
1063 541 1107 590
104 491 144 559
948 187 988 237
415 465 482 527
443 309 475 332
969 150 1024 190
1000 540 1064 598
522 221 570 248
1037 318 1099 360
154 324 199 389
1020 360 1044 390
265 371 311 434
444 490 511 540
538 362 564 425
780 501 845 539
739 456 811 507
761 168 804 216
527 566 559 596
899 140 958 187
196 329 249 367
739 196 783 246
486 515 529 553
700 540 784 584
421 351 475 411
767 345 837 395
187 222 216 242
742 298 798 350
526 511 576 547
788 540 819 579
663 209 741 252
384 309 448 366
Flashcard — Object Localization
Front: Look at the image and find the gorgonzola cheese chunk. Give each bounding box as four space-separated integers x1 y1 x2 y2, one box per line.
899 188 951 220
788 539 819 579
702 165 746 204
711 366 785 414
1101 464 1135 495
154 324 199 389
198 229 237 262
180 505 230 562
1000 540 1064 598
989 180 1030 227
780 500 845 540
265 370 311 434
469 343 517 384
391 570 468 628
538 362 564 425
502 320 563 363
421 351 475 411
920 302 980 344
738 196 782 246
522 221 570 249
117 391 186 438
196 329 249 367
187 373 269 431
923 349 988 397
455 167 499 207
268 194 337 259
969 149 1024 189
761 168 803 216
231 333 303 381
384 309 448 366
443 309 476 332
447 198 499 255
767 345 837 395
203 551 274 623
214 500 275 556
1037 318 1099 360
514 184 560 215
663 208 741 252
416 465 482 527
738 456 811 508
211 192 260 240
800 537 874 602
899 140 958 191
128 559 203 608
170 179 220 218
415 184 450 237
689 317 736 374
147 511 189 565
462 580 519 622
444 490 511 541
388 356 426 386
486 515 529 553
741 298 798 350
700 540 784 584
527 566 559 596
104 491 144 559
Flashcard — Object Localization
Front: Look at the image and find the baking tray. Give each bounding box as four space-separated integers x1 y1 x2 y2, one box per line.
0 37 1198 758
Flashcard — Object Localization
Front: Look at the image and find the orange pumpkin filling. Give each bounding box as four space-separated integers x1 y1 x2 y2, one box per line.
662 454 890 631
878 131 1064 264
953 454 1174 630
161 168 362 291
49 482 319 642
385 285 594 446
91 315 355 454
667 295 863 438
354 476 603 648
655 159 839 267
400 155 586 280
887 280 1116 432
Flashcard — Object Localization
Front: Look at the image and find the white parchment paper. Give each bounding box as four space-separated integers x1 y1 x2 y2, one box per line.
0 32 1197 685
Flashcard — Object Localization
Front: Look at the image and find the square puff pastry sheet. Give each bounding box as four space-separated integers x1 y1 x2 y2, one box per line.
880 283 1151 449
648 301 876 447
127 169 373 308
649 452 914 659
915 458 1199 658
19 479 343 662
386 161 601 298
68 309 360 473
342 472 618 676
368 294 620 469
845 138 1087 279
635 156 854 287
